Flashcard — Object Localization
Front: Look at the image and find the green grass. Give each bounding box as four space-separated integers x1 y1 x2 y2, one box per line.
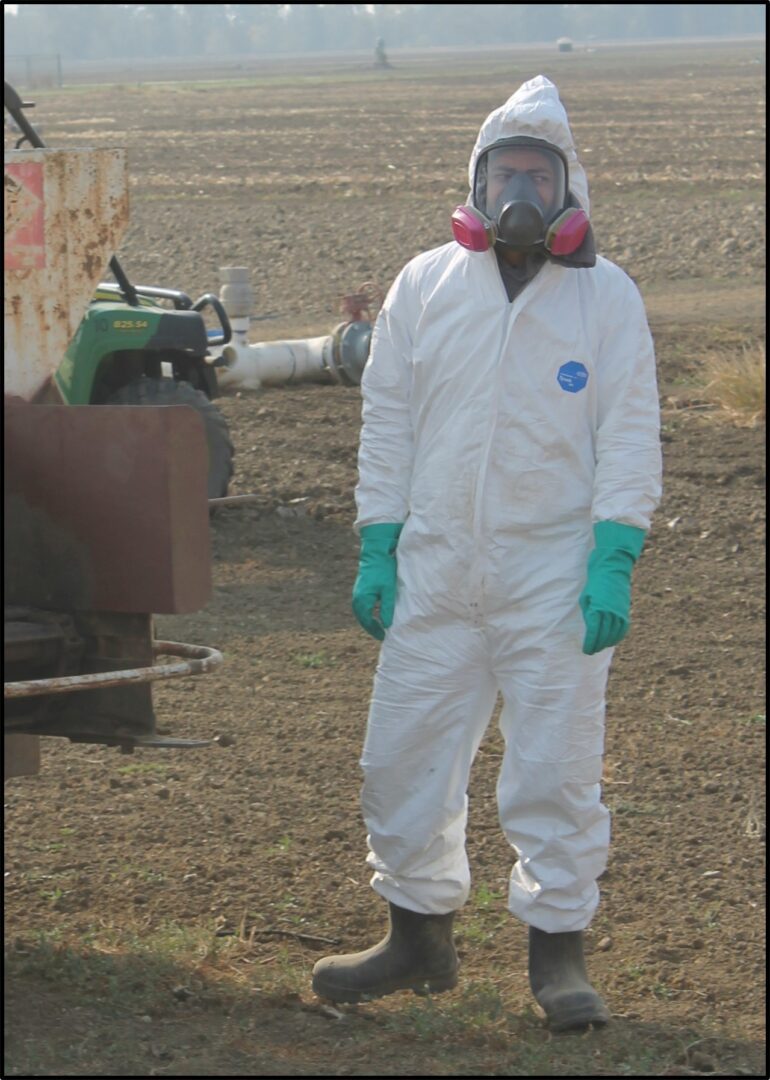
5 921 765 1076
293 650 334 668
474 883 505 909
607 799 659 818
116 761 167 776
268 834 294 854
703 902 724 930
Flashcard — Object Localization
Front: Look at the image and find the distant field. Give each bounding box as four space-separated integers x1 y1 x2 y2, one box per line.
7 33 764 87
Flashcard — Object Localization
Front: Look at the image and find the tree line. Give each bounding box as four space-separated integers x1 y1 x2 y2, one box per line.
4 4 765 63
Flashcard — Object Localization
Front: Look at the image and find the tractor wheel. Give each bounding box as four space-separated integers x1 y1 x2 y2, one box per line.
107 377 234 499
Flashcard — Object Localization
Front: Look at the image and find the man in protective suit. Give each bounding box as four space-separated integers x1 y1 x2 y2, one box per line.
312 75 662 1032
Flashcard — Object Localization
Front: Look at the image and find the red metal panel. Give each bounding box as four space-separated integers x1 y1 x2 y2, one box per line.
5 402 212 614
4 162 45 269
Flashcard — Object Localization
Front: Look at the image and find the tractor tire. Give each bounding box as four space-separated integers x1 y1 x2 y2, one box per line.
107 377 234 500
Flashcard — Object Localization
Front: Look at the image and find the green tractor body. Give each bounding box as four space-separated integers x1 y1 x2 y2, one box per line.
55 286 234 499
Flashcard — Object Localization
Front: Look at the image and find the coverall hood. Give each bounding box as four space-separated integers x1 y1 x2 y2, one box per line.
469 75 590 214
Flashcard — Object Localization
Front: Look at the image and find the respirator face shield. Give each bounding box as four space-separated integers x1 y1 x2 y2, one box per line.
475 140 567 225
452 136 590 257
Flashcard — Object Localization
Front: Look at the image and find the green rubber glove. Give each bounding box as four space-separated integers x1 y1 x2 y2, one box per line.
579 521 646 655
352 523 404 641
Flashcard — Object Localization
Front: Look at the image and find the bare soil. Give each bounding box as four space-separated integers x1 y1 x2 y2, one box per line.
4 41 766 1076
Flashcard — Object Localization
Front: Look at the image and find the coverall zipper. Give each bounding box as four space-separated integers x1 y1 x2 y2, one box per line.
469 310 515 622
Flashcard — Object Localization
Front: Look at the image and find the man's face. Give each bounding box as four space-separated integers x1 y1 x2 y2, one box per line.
484 146 561 218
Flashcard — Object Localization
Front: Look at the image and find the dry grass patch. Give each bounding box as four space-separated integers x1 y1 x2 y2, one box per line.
700 343 766 425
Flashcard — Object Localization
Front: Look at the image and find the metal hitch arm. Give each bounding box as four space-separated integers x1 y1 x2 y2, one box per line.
3 640 223 700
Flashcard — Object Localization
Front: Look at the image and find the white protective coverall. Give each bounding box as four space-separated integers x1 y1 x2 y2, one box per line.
354 76 662 934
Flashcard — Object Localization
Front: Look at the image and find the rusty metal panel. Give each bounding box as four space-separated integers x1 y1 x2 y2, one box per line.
5 401 212 614
4 735 41 780
4 147 129 401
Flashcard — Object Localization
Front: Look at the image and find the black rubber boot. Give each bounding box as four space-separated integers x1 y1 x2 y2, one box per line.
528 927 610 1032
311 902 458 1004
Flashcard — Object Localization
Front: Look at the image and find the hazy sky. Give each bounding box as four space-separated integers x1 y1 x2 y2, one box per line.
5 4 765 64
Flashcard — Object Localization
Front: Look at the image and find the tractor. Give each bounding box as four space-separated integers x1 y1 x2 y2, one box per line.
5 80 224 779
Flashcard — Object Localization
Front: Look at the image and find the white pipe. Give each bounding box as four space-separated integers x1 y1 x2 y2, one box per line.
215 265 333 389
212 266 368 390
216 336 333 390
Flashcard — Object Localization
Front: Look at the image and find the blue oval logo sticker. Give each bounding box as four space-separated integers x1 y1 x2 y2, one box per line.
557 361 589 393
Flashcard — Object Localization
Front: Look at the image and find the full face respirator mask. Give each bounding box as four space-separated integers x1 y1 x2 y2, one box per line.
451 136 590 257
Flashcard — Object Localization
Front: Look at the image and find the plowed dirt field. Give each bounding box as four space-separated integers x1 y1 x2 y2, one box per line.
5 39 766 1076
